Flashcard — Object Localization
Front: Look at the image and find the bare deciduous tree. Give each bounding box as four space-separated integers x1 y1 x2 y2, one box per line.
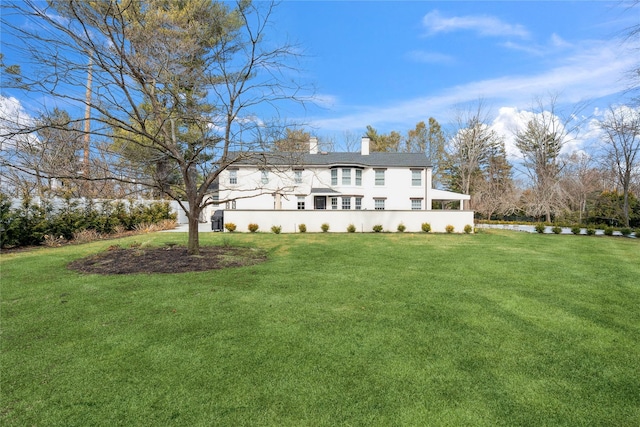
598 105 640 227
1 0 308 254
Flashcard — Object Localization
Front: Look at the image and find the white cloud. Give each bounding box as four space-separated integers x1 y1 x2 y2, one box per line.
422 10 530 39
309 38 635 133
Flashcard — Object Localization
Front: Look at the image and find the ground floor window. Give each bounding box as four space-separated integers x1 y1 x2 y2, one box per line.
342 197 351 210
331 197 338 210
297 196 305 210
374 198 385 210
355 197 362 210
411 198 422 210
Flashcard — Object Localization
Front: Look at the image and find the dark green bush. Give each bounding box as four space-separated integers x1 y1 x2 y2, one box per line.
535 223 546 233
298 224 306 233
397 223 406 232
586 227 596 236
464 224 473 234
321 223 329 232
271 225 282 234
372 224 383 232
571 226 581 235
604 227 614 236
347 224 356 233
620 228 631 236
552 226 562 234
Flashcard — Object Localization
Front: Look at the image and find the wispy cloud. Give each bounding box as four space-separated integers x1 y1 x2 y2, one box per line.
309 38 635 133
422 10 530 39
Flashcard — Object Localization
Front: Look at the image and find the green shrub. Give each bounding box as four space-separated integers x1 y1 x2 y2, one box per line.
397 223 406 232
347 224 356 233
321 223 329 232
535 223 546 234
621 228 632 236
298 223 307 233
224 222 236 232
586 227 596 236
372 224 383 233
271 225 282 234
421 222 431 233
552 226 562 234
445 224 454 234
604 227 614 236
571 226 581 235
248 223 259 232
464 224 473 234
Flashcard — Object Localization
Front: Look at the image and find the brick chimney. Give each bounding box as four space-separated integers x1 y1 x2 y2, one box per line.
361 136 370 155
309 136 318 154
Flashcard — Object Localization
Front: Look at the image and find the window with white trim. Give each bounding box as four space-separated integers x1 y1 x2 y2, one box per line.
261 170 269 184
297 196 305 210
374 198 385 210
342 168 351 185
294 169 303 184
331 169 338 186
375 169 385 186
355 197 362 210
355 169 362 186
331 197 338 210
229 169 238 185
411 198 422 210
342 197 351 210
412 169 422 186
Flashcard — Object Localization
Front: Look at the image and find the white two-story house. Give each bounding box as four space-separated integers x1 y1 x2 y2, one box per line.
213 137 472 233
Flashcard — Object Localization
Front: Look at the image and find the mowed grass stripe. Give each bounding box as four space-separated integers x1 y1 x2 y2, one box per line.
1 230 638 426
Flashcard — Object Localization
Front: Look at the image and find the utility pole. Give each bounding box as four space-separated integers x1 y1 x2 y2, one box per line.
82 54 93 196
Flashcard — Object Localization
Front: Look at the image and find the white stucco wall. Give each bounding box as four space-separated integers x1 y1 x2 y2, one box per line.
217 209 474 233
219 165 431 211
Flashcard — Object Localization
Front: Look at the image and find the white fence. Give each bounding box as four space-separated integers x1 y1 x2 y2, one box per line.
217 209 475 233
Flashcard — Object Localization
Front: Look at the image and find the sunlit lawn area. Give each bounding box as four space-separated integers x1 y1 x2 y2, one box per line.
1 230 639 426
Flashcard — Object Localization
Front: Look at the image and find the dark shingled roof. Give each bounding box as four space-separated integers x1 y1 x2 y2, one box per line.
230 152 432 168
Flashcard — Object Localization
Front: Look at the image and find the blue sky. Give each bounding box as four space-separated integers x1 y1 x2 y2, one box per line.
1 1 638 153
269 1 639 142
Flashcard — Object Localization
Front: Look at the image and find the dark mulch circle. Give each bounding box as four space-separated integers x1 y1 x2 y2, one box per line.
68 245 267 275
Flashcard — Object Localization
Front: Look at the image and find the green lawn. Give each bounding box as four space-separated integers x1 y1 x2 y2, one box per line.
1 230 639 426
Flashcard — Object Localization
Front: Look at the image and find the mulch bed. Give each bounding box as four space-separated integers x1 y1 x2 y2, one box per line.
68 245 267 275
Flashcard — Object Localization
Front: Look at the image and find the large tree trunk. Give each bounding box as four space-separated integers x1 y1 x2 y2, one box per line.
187 204 202 256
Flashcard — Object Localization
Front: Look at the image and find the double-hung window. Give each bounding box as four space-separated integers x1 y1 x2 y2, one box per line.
374 198 385 210
331 197 338 210
331 169 338 186
229 169 238 185
294 169 303 184
342 168 351 185
261 170 269 184
412 169 422 186
355 169 362 186
342 197 351 210
355 197 362 210
411 198 422 210
375 169 385 186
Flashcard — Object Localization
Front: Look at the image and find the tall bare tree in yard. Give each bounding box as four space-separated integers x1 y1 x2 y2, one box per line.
443 100 502 208
514 98 581 222
598 106 640 227
1 0 306 254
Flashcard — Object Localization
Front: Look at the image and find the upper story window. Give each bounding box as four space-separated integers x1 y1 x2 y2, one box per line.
411 198 422 210
355 169 362 186
412 169 422 186
331 169 338 186
375 169 385 186
294 169 303 184
229 169 238 185
342 168 351 185
355 197 362 210
374 198 385 210
261 170 269 184
342 197 351 210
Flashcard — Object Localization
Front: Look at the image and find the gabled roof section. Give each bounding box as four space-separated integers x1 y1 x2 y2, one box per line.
228 151 432 168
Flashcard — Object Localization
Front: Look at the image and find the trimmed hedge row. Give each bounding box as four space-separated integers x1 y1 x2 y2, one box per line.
0 194 176 248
